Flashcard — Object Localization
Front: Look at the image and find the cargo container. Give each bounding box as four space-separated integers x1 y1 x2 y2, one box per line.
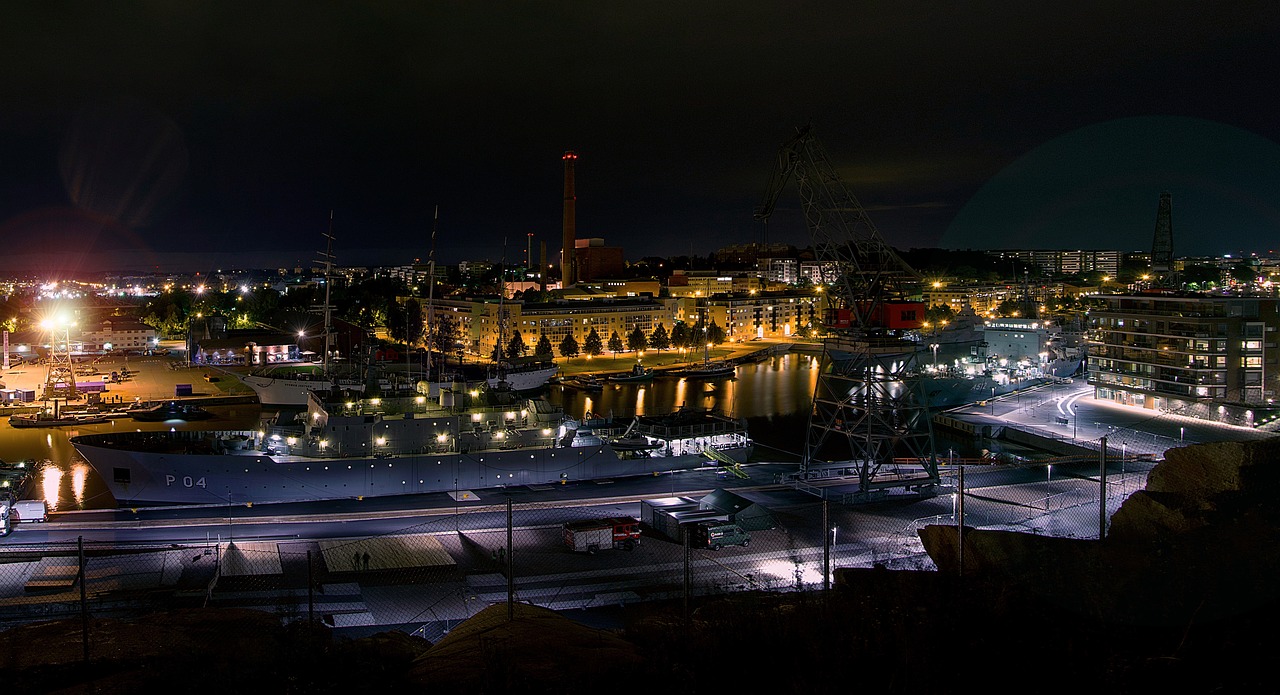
562 517 641 553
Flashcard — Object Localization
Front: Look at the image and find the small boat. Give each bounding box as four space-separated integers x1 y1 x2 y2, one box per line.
128 401 215 422
567 376 604 391
670 360 736 380
609 362 655 383
9 412 109 428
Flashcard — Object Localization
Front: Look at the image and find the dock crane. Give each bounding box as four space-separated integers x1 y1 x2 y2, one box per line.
755 125 939 499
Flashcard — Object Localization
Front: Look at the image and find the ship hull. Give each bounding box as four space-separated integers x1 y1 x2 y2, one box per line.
242 374 366 406
485 365 559 392
71 432 750 507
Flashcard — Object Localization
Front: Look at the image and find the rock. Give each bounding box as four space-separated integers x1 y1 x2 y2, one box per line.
406 602 644 693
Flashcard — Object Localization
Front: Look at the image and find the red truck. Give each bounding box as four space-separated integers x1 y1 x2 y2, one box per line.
563 517 641 553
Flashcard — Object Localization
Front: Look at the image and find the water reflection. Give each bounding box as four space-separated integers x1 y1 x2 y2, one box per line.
41 464 62 512
549 353 821 420
72 462 88 507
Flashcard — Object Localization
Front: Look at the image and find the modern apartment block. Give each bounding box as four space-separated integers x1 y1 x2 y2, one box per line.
1088 293 1280 426
987 249 1120 277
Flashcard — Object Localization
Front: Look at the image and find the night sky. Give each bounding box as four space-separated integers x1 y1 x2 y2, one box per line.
2 3 1279 275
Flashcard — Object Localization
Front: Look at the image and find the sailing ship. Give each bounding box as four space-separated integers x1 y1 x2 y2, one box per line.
242 215 368 407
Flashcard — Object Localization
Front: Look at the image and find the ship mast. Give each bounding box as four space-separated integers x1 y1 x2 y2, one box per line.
495 237 508 385
424 205 439 381
317 211 336 378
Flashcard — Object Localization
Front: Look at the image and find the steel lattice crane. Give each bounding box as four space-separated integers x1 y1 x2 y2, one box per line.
755 126 939 499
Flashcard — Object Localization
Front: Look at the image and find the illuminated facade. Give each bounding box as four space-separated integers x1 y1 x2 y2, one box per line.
699 291 826 341
1088 293 1280 426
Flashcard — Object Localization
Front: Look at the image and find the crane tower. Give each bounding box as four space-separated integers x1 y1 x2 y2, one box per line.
755 126 939 499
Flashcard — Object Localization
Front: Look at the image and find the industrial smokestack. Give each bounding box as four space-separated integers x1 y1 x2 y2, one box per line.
561 150 577 287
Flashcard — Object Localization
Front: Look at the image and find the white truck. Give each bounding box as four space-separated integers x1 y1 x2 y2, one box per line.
13 499 47 523
563 517 641 553
0 500 10 536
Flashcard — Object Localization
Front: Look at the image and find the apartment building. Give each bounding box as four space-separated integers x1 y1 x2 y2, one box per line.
1088 292 1280 426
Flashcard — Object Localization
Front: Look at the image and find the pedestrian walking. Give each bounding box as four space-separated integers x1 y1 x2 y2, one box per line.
362 552 370 571
352 552 360 571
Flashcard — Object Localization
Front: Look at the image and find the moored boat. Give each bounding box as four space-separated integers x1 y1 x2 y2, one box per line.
668 360 736 380
128 400 215 422
9 412 109 428
608 362 655 383
70 387 753 507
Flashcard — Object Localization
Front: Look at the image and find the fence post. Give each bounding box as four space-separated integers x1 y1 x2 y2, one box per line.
682 525 691 624
79 536 89 664
1098 436 1108 540
307 549 315 624
822 499 830 591
958 464 966 577
506 497 514 621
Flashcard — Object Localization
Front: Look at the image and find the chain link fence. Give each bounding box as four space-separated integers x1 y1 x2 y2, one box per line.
0 457 1153 659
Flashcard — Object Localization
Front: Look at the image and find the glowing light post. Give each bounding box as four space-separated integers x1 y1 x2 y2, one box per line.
1180 426 1185 443
930 343 939 367
1046 463 1053 512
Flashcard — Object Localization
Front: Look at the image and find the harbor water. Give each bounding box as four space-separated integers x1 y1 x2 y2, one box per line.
6 352 991 511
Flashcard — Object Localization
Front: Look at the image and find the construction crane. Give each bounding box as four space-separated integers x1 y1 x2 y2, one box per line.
755 125 939 499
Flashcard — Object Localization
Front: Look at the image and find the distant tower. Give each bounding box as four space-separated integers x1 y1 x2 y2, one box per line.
1151 192 1174 283
539 241 547 293
561 151 578 287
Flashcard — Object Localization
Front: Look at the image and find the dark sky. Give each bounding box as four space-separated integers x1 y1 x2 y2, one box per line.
2 3 1279 275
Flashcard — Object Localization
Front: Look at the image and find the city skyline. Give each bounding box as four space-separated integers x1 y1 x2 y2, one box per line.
1 4 1279 274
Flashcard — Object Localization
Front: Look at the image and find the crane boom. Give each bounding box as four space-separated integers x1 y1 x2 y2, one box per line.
756 125 938 499
755 125 923 336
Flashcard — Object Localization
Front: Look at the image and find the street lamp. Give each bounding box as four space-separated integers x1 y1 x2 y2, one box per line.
930 343 939 367
1072 405 1078 440
1046 464 1053 511
1180 426 1185 443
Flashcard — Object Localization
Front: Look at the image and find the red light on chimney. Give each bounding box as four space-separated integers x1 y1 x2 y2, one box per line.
562 151 577 160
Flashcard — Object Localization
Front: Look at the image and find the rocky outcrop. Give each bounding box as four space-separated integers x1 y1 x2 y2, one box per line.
406 602 644 694
918 437 1280 626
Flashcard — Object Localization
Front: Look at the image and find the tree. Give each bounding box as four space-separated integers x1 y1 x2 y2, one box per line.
386 301 407 342
405 298 424 346
649 323 670 351
428 312 460 356
583 328 604 357
559 333 580 358
608 330 625 355
686 320 706 349
924 304 954 326
1230 262 1256 284
706 320 726 346
627 325 648 353
669 321 687 349
534 333 553 357
505 329 528 359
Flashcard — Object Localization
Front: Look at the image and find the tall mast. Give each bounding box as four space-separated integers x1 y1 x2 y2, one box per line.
496 237 508 382
425 205 439 379
317 211 336 377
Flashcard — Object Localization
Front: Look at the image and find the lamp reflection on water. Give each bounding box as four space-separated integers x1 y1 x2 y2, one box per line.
42 464 62 512
72 462 88 507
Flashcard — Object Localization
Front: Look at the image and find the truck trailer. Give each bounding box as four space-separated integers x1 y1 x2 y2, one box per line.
563 517 641 553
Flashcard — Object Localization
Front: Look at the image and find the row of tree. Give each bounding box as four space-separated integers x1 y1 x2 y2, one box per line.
496 320 729 361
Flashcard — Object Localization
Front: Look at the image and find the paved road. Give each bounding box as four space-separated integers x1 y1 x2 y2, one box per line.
947 379 1274 459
